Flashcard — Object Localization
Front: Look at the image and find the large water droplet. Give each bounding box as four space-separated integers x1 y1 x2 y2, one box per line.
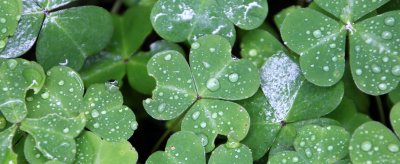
361 141 372 151
381 31 392 40
158 103 166 112
378 83 387 91
41 92 49 99
206 78 220 91
91 110 99 118
371 64 381 73
323 66 330 72
355 69 363 75
0 18 6 23
198 134 208 146
7 59 18 69
164 54 171 61
63 128 69 133
131 121 138 131
388 143 399 153
192 111 200 120
93 123 100 128
391 65 400 76
200 122 207 128
384 17 395 26
228 73 239 83
249 49 258 56
305 148 312 158
58 80 64 86
191 42 200 49
1 28 6 34
313 30 322 38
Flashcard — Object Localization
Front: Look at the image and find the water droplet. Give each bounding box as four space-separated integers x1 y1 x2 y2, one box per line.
0 18 6 23
329 43 336 48
388 143 399 153
191 42 200 49
93 123 99 128
209 48 216 52
323 66 330 72
198 134 208 146
158 103 166 112
371 64 381 73
35 154 41 158
89 110 99 119
378 83 387 91
327 145 333 151
305 148 312 157
164 54 171 61
41 92 49 99
249 49 258 56
355 69 362 75
63 128 69 133
202 62 210 68
381 31 392 40
391 65 400 76
384 17 395 26
382 56 389 62
131 122 138 131
200 122 207 128
1 28 7 34
206 78 220 91
7 59 18 69
69 88 74 92
192 111 200 120
292 157 299 162
361 141 372 151
331 56 338 62
228 73 239 82
144 99 151 104
313 30 322 38
58 80 64 86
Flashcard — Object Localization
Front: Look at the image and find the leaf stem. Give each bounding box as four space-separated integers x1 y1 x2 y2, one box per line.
375 96 386 124
111 0 123 14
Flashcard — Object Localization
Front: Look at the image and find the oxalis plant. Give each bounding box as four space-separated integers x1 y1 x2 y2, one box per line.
1 0 400 163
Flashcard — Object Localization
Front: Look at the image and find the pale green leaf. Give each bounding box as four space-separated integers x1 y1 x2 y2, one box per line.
208 144 252 164
0 125 17 164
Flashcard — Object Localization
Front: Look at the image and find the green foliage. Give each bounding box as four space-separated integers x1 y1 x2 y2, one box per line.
281 0 400 95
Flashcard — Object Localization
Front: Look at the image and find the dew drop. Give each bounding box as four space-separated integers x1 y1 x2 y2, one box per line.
305 148 312 158
41 92 49 99
35 154 41 158
292 157 299 162
323 66 330 72
206 78 220 91
164 54 171 61
63 128 69 133
249 49 258 56
7 59 18 69
355 69 363 75
371 64 381 73
329 43 336 48
192 111 200 120
391 65 400 76
1 28 7 34
327 145 333 151
0 18 6 23
91 110 99 118
58 80 64 86
331 56 338 62
144 99 151 104
69 88 74 92
312 30 322 38
228 73 239 83
93 123 100 128
158 103 166 112
200 122 207 128
381 31 393 40
378 83 387 91
198 134 208 146
202 62 211 68
191 42 200 49
131 122 138 131
384 17 395 26
361 141 372 151
209 48 216 52
388 143 399 153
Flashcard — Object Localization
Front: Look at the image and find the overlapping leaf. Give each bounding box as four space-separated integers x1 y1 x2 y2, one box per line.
0 125 17 163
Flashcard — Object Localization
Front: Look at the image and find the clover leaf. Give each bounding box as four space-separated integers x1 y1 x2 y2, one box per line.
0 0 113 71
144 35 259 152
281 0 400 95
349 102 400 163
268 125 350 163
0 125 17 163
150 0 268 44
0 0 22 51
0 59 46 123
239 51 343 160
208 143 252 164
146 131 206 164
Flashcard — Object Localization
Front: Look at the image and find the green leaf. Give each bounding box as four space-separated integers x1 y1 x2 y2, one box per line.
273 6 300 29
36 6 113 70
314 0 389 22
181 99 250 152
127 54 155 94
208 144 252 164
146 131 206 164
0 114 6 130
390 102 400 136
0 0 21 41
0 1 44 58
270 125 350 163
20 114 86 163
24 135 49 164
0 59 46 123
190 35 260 100
216 0 268 30
349 121 400 163
76 131 138 163
37 0 77 11
268 151 306 164
26 66 85 118
105 5 152 58
238 90 281 160
151 0 236 44
84 83 137 142
389 86 400 104
350 11 400 95
260 52 344 122
0 125 17 163
240 29 287 68
281 8 346 87
144 50 197 120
